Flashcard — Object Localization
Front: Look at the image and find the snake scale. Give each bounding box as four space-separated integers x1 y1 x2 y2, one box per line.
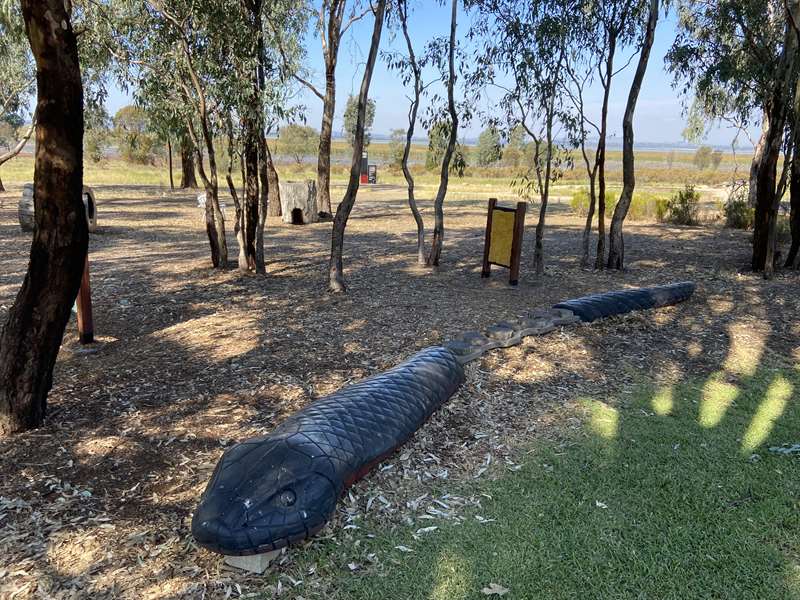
192 282 695 556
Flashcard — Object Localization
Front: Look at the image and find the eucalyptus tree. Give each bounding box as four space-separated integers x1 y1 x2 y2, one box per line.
471 0 578 275
0 0 86 434
275 0 372 216
132 1 233 268
562 0 645 269
668 0 797 273
384 0 437 264
425 0 462 267
328 0 387 292
606 0 659 270
0 8 35 192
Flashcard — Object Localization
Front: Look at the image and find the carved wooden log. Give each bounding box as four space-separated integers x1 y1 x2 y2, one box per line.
19 184 35 231
279 180 318 224
20 183 98 232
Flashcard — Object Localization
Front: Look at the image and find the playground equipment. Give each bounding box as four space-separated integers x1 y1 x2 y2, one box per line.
192 282 696 565
279 180 318 224
20 184 98 232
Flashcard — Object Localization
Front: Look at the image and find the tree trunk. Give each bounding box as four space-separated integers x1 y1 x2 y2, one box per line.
180 134 198 189
317 73 336 216
785 135 800 268
226 123 248 271
191 126 227 269
399 0 425 264
532 88 559 276
265 140 282 217
167 138 174 190
328 0 386 292
252 0 267 275
580 169 598 268
753 0 798 274
749 117 769 207
594 34 616 270
241 118 260 273
607 0 658 271
0 0 86 435
426 0 458 268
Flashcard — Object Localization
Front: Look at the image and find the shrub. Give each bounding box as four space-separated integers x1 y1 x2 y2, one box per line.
570 188 618 217
665 185 700 225
570 188 668 222
724 186 754 230
655 196 669 222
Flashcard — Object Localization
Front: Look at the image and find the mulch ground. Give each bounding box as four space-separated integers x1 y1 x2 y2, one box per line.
1 183 798 599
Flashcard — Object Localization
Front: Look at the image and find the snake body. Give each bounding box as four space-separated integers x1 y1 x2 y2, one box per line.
192 282 695 556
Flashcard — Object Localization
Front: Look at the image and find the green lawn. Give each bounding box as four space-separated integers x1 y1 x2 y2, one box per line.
328 360 800 599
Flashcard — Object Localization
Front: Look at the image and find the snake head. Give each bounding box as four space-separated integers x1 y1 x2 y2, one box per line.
191 434 340 555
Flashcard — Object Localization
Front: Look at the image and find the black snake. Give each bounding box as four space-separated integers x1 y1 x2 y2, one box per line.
192 282 695 556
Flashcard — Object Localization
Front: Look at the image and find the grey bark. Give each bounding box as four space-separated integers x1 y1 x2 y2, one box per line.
328 0 387 292
606 0 659 270
426 0 458 267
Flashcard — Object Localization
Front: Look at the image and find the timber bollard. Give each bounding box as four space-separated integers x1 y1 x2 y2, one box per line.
75 255 94 344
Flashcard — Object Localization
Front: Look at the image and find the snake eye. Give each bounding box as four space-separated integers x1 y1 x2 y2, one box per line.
279 490 296 507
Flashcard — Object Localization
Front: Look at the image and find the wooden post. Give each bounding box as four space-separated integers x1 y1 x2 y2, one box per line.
481 197 497 278
75 255 94 344
509 201 527 286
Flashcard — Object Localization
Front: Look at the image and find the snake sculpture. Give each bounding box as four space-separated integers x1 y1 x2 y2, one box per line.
192 282 695 556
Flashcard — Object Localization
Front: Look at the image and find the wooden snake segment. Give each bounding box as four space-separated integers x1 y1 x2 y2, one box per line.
192 282 695 556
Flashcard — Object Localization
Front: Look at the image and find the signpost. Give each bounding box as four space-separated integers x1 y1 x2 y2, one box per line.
75 255 94 344
481 198 526 285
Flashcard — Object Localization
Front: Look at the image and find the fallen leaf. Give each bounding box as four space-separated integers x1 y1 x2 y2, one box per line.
482 582 510 596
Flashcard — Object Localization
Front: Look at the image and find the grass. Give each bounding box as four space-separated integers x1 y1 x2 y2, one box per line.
0 144 746 193
327 358 800 599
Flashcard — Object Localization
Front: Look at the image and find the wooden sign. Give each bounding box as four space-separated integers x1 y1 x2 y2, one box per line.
481 198 526 285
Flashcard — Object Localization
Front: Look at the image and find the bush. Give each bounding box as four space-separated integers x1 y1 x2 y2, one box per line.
570 188 617 217
724 186 754 230
655 196 669 222
570 188 668 222
665 185 700 225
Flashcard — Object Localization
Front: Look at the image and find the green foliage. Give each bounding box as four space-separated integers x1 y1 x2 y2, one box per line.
343 95 376 148
724 185 754 229
665 184 701 225
425 120 467 176
502 124 527 167
279 124 318 165
84 105 111 164
0 120 15 151
710 149 724 170
387 128 406 170
571 188 671 222
0 7 34 134
476 126 502 166
113 105 160 165
693 145 713 170
667 1 783 127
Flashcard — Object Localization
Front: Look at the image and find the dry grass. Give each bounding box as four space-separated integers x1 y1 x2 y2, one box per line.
0 177 798 599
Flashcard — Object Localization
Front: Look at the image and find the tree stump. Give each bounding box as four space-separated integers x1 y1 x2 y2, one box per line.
279 180 318 224
20 184 98 232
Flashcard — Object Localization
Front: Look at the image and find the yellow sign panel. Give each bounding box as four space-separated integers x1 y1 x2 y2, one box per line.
488 209 515 267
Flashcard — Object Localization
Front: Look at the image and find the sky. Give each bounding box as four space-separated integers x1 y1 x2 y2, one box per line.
106 3 758 149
